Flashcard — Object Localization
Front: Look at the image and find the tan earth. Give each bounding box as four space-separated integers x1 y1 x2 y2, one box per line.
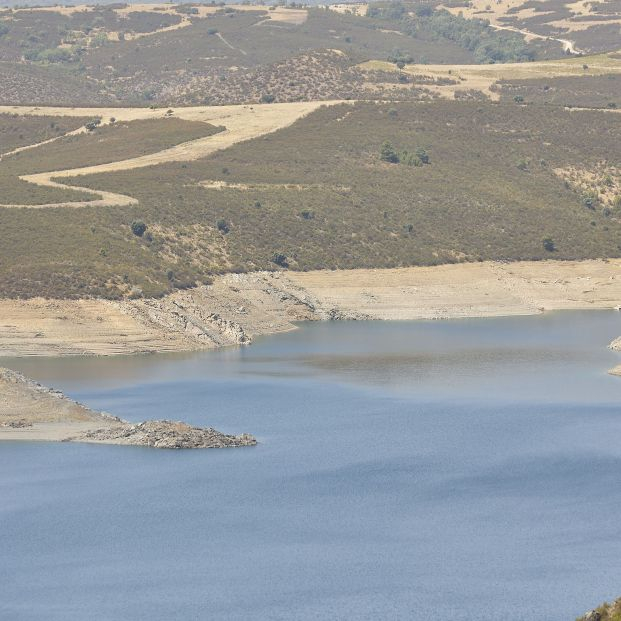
327 3 369 17
359 52 621 100
0 101 341 209
2 260 621 358
0 366 112 424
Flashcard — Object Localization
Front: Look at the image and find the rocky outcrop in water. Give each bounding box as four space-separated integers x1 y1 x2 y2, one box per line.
2 367 256 449
72 420 257 449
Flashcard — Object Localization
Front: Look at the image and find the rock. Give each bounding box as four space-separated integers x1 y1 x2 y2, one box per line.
609 336 621 351
73 420 257 449
0 419 33 428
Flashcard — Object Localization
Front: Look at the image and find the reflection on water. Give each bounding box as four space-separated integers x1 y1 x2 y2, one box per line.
4 311 621 404
1 311 621 621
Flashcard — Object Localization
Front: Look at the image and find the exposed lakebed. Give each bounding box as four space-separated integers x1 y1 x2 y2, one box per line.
2 311 621 620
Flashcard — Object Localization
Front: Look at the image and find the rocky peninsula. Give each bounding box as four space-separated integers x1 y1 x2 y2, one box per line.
0 367 256 449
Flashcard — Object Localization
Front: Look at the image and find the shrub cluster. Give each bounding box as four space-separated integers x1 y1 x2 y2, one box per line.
380 141 430 166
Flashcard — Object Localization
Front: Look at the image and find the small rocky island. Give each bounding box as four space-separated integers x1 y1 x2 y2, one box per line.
0 367 256 449
73 420 256 449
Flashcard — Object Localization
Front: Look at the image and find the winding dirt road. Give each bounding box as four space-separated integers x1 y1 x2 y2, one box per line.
0 101 339 209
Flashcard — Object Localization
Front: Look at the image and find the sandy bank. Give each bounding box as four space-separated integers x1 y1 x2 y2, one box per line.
2 260 621 358
0 367 255 448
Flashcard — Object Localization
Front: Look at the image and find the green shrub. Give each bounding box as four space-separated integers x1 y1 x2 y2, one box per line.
415 146 430 164
216 218 230 233
271 252 288 267
542 237 555 251
85 118 101 131
581 191 598 209
131 221 147 237
380 141 399 163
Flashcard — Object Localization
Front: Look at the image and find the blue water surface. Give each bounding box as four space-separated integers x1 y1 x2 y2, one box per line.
2 312 621 620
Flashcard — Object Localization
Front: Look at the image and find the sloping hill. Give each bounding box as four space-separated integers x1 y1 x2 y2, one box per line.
0 99 620 299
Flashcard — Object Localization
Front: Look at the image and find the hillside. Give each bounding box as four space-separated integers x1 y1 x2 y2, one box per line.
0 1 567 106
0 98 619 298
0 0 619 302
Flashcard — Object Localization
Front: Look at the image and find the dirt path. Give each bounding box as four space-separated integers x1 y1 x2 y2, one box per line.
0 101 337 208
2 260 621 358
199 180 351 191
490 22 584 55
359 52 621 99
439 0 588 55
215 32 247 55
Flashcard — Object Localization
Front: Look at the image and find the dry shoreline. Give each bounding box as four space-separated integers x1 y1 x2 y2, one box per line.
2 259 621 358
3 259 621 445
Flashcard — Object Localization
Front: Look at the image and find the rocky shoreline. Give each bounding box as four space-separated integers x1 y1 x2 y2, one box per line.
0 367 256 449
3 260 621 358
71 420 257 449
578 597 621 620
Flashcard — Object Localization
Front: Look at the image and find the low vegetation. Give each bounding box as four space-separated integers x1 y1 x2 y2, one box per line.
499 74 621 109
366 2 538 63
0 113 88 154
577 597 621 621
0 117 222 205
0 2 556 107
1 100 620 299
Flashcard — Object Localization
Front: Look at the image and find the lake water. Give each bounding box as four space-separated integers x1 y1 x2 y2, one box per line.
2 312 621 620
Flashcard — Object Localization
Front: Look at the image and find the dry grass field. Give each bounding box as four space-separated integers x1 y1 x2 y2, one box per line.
0 101 333 208
360 50 621 99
